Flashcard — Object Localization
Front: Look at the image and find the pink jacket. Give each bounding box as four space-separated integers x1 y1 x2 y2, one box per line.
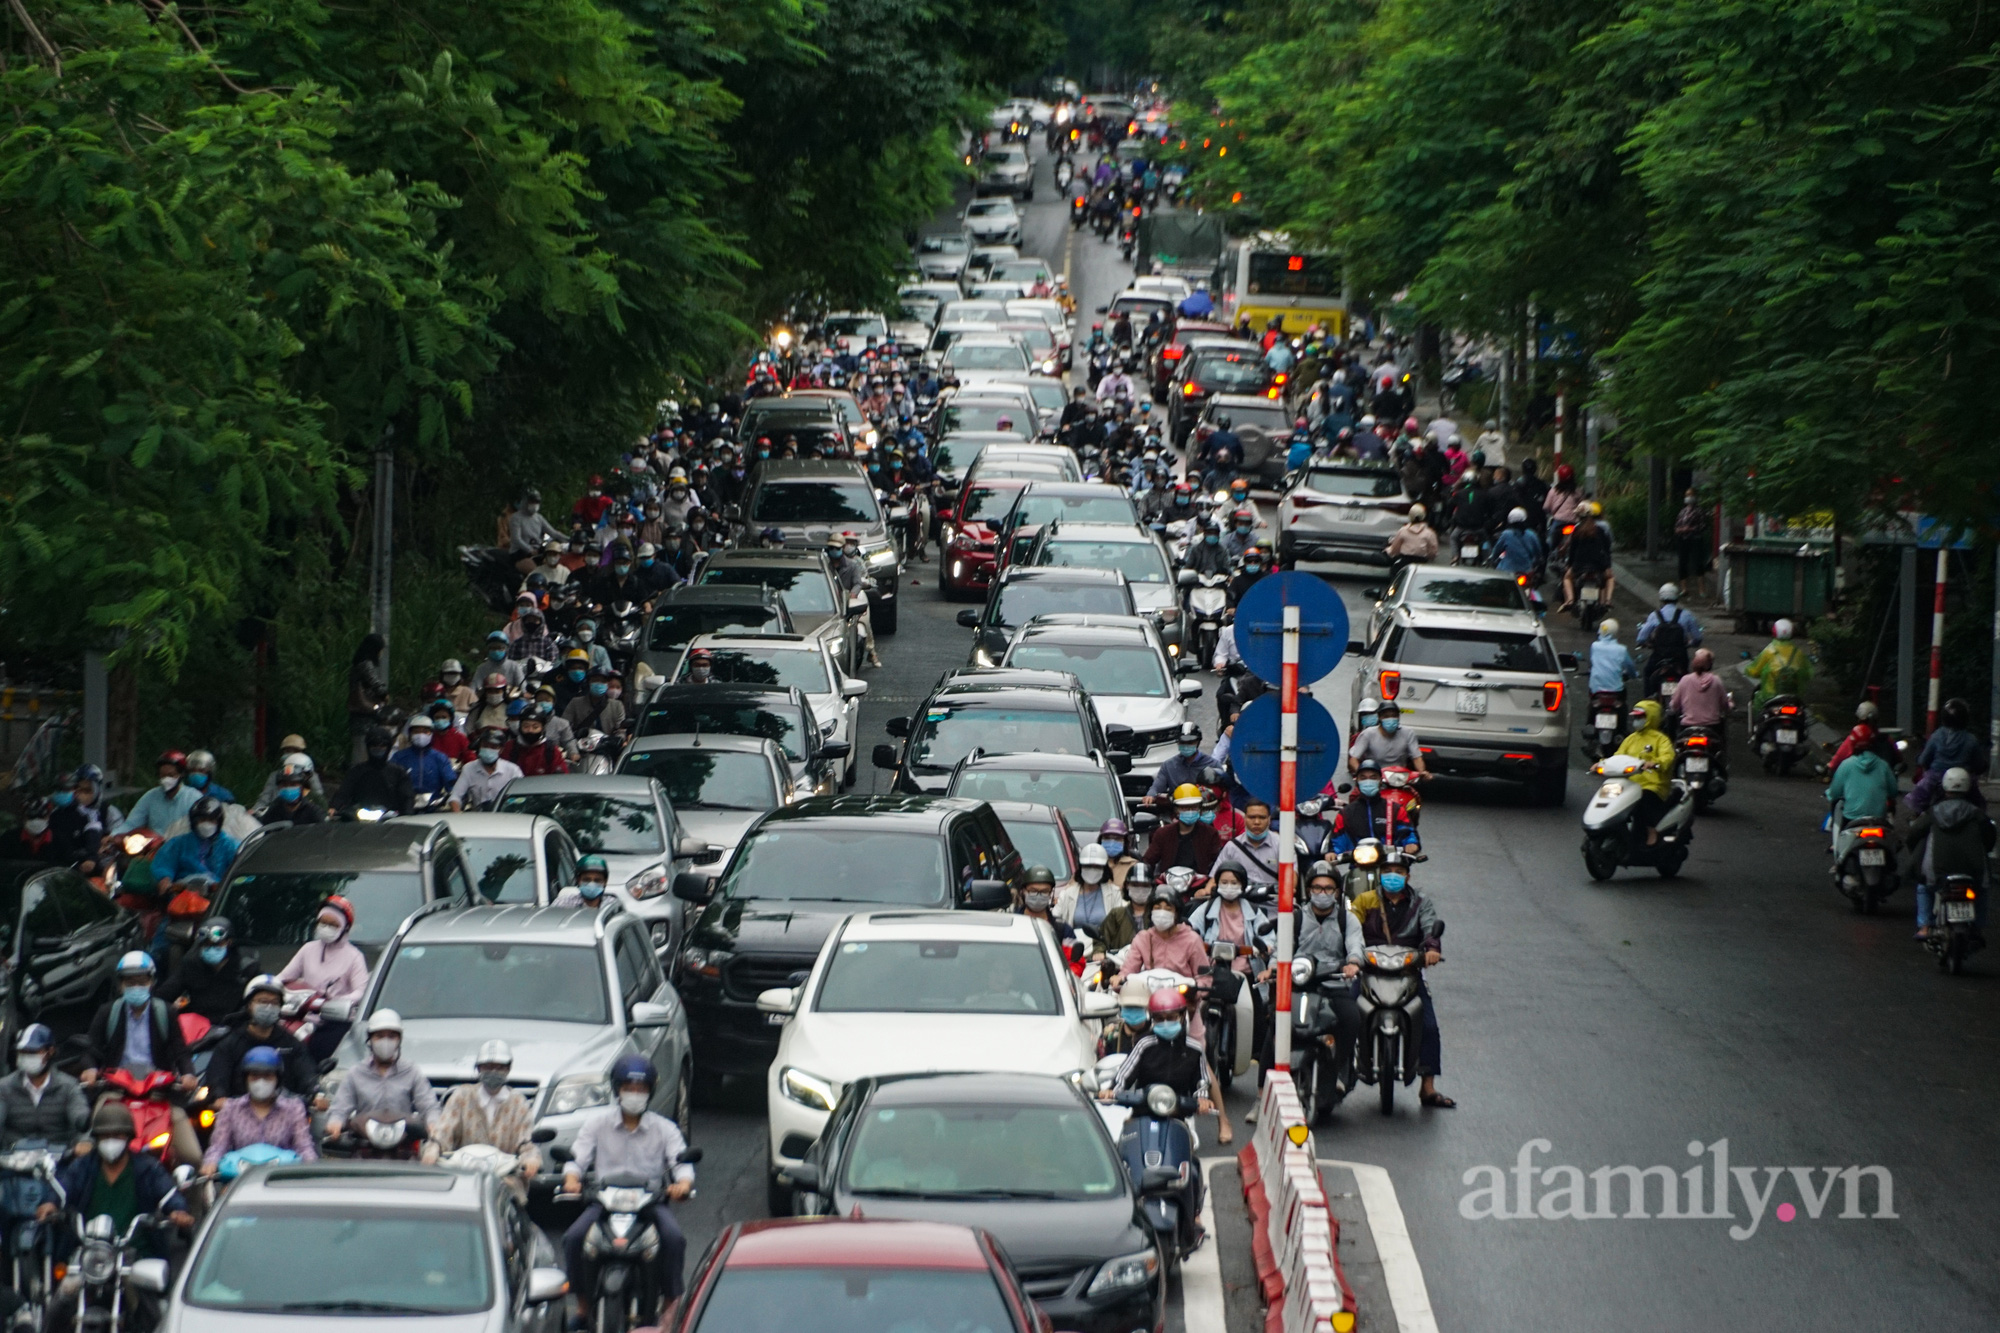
1119 924 1213 1039
277 936 369 1001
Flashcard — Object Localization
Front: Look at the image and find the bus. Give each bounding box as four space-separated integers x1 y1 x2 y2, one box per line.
1222 235 1345 339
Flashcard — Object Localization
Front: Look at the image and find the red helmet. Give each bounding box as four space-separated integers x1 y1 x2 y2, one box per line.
421 680 447 701
1403 417 1419 431
319 895 355 931
156 749 188 772
1555 463 1576 484
1147 988 1188 1018
589 474 605 487
1848 724 1876 748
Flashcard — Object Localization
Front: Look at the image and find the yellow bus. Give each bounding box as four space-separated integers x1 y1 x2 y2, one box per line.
1222 237 1346 339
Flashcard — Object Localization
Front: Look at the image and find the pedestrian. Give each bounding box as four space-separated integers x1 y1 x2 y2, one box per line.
347 633 388 764
1673 489 1711 600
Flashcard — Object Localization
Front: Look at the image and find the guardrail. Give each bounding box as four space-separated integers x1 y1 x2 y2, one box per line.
1236 1072 1355 1333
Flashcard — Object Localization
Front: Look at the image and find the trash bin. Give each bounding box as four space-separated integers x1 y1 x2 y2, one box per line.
1720 540 1834 620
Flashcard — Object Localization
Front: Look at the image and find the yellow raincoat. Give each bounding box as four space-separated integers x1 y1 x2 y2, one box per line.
1614 699 1675 799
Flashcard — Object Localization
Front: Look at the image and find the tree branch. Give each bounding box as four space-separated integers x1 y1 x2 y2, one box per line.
6 0 62 79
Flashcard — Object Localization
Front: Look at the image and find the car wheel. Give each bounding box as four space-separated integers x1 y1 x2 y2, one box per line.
872 598 898 635
1531 766 1568 806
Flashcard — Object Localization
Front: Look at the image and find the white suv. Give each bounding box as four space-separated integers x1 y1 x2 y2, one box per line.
1350 604 1576 804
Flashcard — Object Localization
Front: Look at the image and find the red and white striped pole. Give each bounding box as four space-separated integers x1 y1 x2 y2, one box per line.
1926 548 1949 734
1272 603 1301 1072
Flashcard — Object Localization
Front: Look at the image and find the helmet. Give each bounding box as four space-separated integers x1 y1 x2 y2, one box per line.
1404 416 1420 432
1856 701 1880 723
1077 843 1109 870
90 1101 135 1140
116 950 155 977
1098 816 1128 842
364 724 395 750
190 795 225 824
1357 696 1381 714
476 1040 514 1067
365 1009 404 1036
1022 865 1056 889
577 854 609 879
1599 618 1620 637
1124 863 1155 897
1847 724 1877 748
406 713 435 732
610 1054 658 1090
15 1023 54 1053
1305 859 1339 885
1147 988 1188 1019
1773 619 1794 640
1659 582 1680 602
1943 767 1973 794
243 973 287 1002
195 918 232 946
1171 782 1203 809
1176 721 1201 745
187 750 217 774
1117 975 1151 1006
241 1046 283 1073
1407 503 1426 521
319 895 355 931
1215 413 1231 429
156 749 188 772
1507 507 1528 526
1555 464 1575 483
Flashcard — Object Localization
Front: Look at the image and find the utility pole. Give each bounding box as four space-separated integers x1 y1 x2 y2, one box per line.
82 650 108 777
1497 345 1511 450
1927 548 1948 735
1897 546 1917 734
369 429 395 683
1583 406 1601 500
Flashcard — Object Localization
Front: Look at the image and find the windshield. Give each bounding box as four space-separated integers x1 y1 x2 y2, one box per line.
1303 467 1403 499
992 581 1130 627
699 565 836 615
1188 352 1269 391
1411 574 1527 610
913 705 1088 770
947 344 1030 374
648 603 781 651
492 793 665 856
1008 642 1167 697
691 1268 1011 1333
1387 626 1559 673
955 770 1115 834
619 749 780 811
957 484 1021 524
817 940 1058 1015
998 325 1053 354
1026 381 1066 412
1012 491 1136 529
843 1101 1123 1199
1042 540 1169 583
677 647 829 694
637 698 808 761
751 482 880 525
919 234 969 255
994 818 1074 879
940 403 1035 439
214 872 423 949
719 830 947 906
992 261 1050 285
932 438 990 477
185 1209 491 1314
826 315 887 340
455 836 540 904
375 941 608 1024
966 201 1015 218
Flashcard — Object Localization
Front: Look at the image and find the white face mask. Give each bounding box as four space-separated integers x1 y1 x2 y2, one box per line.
159 775 180 793
1078 865 1105 885
1218 882 1244 901
194 822 219 839
617 1091 649 1117
97 1138 127 1163
316 922 342 944
23 819 48 837
1151 908 1177 932
16 1053 47 1077
411 732 432 748
369 1037 400 1063
247 1078 278 1102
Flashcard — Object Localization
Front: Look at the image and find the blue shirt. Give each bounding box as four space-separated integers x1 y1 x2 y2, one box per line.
1492 527 1542 574
390 746 458 797
1637 604 1703 649
122 999 155 1072
1587 639 1639 692
151 829 241 884
113 784 202 836
1147 751 1219 799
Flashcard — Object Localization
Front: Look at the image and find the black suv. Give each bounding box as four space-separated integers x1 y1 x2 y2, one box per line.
671 795 1021 1083
0 861 142 1048
955 566 1136 668
872 668 1130 796
638 586 793 681
737 459 902 634
636 684 845 796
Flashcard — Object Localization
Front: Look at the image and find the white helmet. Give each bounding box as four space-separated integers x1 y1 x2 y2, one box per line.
1407 503 1426 521
1774 618 1795 640
1599 619 1620 637
1077 843 1110 870
1943 767 1973 794
1856 701 1879 723
116 950 155 977
365 1008 404 1036
1507 507 1528 526
476 1039 513 1067
1358 695 1381 714
1659 582 1680 602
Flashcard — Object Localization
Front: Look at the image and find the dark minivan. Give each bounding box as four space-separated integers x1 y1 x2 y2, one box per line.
0 861 142 1049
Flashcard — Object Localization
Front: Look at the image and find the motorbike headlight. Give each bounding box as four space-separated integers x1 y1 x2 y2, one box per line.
781 1067 838 1112
546 1074 613 1116
1352 844 1380 866
1291 957 1314 986
626 866 669 899
1085 1248 1160 1296
1601 780 1627 797
79 1242 116 1285
1144 1084 1180 1118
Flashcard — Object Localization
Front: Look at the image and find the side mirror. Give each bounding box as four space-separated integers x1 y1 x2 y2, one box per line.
1079 990 1119 1020
1347 639 1367 655
530 1126 558 1144
675 834 716 861
127 1258 171 1296
756 987 799 1016
781 1162 822 1192
872 744 900 771
956 609 982 629
526 1268 570 1306
1362 587 1384 600
1106 752 1132 774
1177 678 1204 699
1176 569 1197 588
1558 652 1579 671
1095 305 1108 314
964 878 1012 910
1139 1164 1181 1196
671 871 714 903
819 741 852 761
1131 811 1159 834
885 716 911 738
629 1000 674 1027
842 679 870 699
1104 723 1135 750
845 599 870 619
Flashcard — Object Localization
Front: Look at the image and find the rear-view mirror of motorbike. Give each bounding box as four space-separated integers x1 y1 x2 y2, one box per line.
885 715 912 738
1177 569 1197 588
680 1147 704 1165
1139 1164 1182 1196
1558 652 1579 671
956 608 981 628
671 871 715 903
1347 639 1367 655
530 1126 558 1144
964 878 1012 910
1130 810 1159 833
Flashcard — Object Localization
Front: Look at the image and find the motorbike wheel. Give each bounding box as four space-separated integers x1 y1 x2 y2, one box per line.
1582 840 1618 882
597 1291 630 1333
1214 1016 1235 1092
1293 1050 1320 1124
1654 846 1687 879
1377 1036 1397 1116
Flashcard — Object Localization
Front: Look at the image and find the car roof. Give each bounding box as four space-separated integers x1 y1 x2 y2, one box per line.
757 794 979 831
644 684 803 708
726 1219 992 1271
498 773 661 799
226 1162 487 1209
981 799 1065 827
688 632 817 654
754 459 868 481
625 732 778 756
702 549 831 571
403 902 609 947
1014 618 1153 644
867 1070 1085 1109
957 749 1112 774
654 585 781 607
998 565 1125 586
843 911 1040 943
416 812 551 840
234 822 439 874
1018 481 1127 497
941 667 1083 691
931 682 1082 709
1395 604 1545 633
1042 521 1155 543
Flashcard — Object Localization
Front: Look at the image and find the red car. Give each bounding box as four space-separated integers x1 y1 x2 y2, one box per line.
941 477 1031 600
671 1218 1056 1333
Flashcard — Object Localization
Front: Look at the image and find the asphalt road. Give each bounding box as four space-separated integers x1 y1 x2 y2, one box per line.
676 144 2000 1332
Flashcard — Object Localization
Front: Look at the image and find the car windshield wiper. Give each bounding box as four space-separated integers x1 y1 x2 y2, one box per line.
275 1300 442 1313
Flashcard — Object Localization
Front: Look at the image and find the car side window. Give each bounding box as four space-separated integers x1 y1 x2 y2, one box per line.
613 928 652 1009
977 809 1020 881
48 870 114 928
948 821 989 896
437 855 473 905
546 830 577 891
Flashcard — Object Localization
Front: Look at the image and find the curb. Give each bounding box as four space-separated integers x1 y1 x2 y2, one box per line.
1237 1074 1357 1333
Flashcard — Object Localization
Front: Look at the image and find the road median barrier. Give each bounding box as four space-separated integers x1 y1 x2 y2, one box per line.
1235 1072 1356 1333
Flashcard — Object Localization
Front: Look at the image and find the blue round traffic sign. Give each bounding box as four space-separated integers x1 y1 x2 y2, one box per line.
1230 693 1341 809
1236 572 1351 684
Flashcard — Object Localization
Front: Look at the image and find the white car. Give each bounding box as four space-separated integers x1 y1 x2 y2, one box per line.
961 197 1023 246
761 910 1118 1206
1000 614 1202 795
670 633 868 786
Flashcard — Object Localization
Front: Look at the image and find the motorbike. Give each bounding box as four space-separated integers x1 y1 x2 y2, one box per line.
322 1115 427 1161
1584 691 1628 762
0 1146 66 1331
1178 570 1230 667
1200 939 1259 1093
1352 944 1429 1115
1926 874 1984 975
1214 664 1267 727
1677 723 1728 809
572 1151 702 1333
1448 527 1486 566
1055 157 1075 190
1070 194 1088 230
102 1067 183 1166
576 729 621 776
70 1176 192 1333
1754 696 1812 774
1112 1084 1202 1273
1829 814 1897 914
1286 956 1355 1124
1571 569 1609 628
1580 754 1697 880
1379 767 1423 828
603 601 645 673
460 544 526 614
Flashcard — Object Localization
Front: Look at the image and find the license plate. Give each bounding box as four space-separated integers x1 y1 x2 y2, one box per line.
1858 848 1885 866
1582 588 1601 603
1595 713 1618 729
1455 690 1487 716
764 1013 787 1026
1775 729 1797 745
1459 544 1480 560
1944 902 1977 923
1684 756 1709 772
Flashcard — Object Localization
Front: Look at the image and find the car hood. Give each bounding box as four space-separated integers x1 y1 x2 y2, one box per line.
167 1311 494 1333
1091 694 1182 733
339 1018 623 1088
675 807 763 858
1128 583 1175 614
826 1192 1147 1270
784 1014 1095 1086
688 899 849 958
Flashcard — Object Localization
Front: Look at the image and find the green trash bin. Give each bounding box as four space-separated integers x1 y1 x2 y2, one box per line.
1720 540 1834 620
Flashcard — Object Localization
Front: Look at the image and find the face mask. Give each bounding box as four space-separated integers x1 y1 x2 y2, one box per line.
123 985 150 1008
618 1091 649 1117
1153 1020 1183 1041
579 880 606 900
51 791 74 808
614 564 632 576
489 648 507 662
1245 828 1269 843
478 747 501 765
200 945 228 966
1151 908 1177 932
567 669 586 682
1380 873 1407 893
479 1070 509 1093
188 773 210 790
1120 1007 1148 1026
412 731 435 750
316 922 343 943
523 503 540 515
1177 809 1198 827
247 1077 278 1102
641 557 655 568
250 1003 281 1028
1100 839 1124 858
1204 534 1219 545
17 1053 47 1077
1358 779 1381 797
1177 743 1197 758
367 747 389 762
97 1138 127 1163
1199 810 1216 825
1358 713 1376 729
1022 891 1053 913
1219 882 1244 901
160 775 180 793
24 819 48 836
370 1037 401 1063
608 685 623 700
1079 866 1105 885
1379 718 1399 734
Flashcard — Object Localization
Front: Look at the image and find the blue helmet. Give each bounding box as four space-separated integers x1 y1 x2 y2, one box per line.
15 1023 53 1053
241 1046 283 1073
609 1054 657 1091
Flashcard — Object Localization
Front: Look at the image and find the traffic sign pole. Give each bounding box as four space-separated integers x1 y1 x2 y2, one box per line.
1273 604 1300 1072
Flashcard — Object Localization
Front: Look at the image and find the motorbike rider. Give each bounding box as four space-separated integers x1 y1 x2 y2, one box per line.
1056 843 1126 937
51 767 121 873
1015 866 1073 944
421 1040 541 1194
553 853 614 907
181 750 235 804
204 975 317 1099
1588 619 1639 708
560 1055 695 1329
1295 860 1365 1095
425 697 471 765
158 917 256 1027
41 1103 193 1286
1636 584 1703 694
82 952 202 1164
1825 724 1899 839
330 725 416 817
390 714 457 804
1094 364 1136 409
201 1046 318 1173
1909 696 1989 812
1220 508 1258 562
1491 507 1542 576
1145 784 1226 875
1348 849 1453 1107
1102 976 1155 1057
449 729 525 811
110 749 202 838
1187 864 1275 1066
276 897 369 1059
1092 861 1152 954
1559 503 1616 612
1146 724 1218 804
569 619 618 676
1098 988 1216 1235
502 711 569 777
1331 762 1422 854
150 794 238 900
1384 504 1439 564
1213 799 1284 886
11 798 59 864
1905 768 1995 941
828 534 884 669
1614 700 1677 845
325 1010 439 1142
1349 701 1428 779
1668 648 1730 733
563 665 627 740
0 1025 89 1149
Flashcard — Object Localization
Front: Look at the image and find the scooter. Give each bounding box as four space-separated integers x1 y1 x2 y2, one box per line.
1352 944 1428 1116
1113 1084 1202 1273
1581 753 1697 880
1829 813 1898 914
571 1151 702 1333
1179 570 1230 667
1927 874 1984 975
101 1067 183 1166
1571 571 1608 629
1287 956 1354 1124
1070 194 1088 229
1200 940 1258 1093
1754 695 1812 774
70 1171 192 1333
321 1115 427 1161
1584 691 1627 762
1678 723 1728 808
1448 527 1485 566
0 1146 67 1331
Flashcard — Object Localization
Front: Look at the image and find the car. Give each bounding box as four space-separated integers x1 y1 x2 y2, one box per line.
939 475 1032 600
736 397 851 457
872 669 1128 796
694 548 862 674
992 321 1061 376
965 244 1020 282
947 752 1129 839
941 335 1032 379
978 800 1083 892
208 821 478 972
897 281 963 327
1351 603 1576 803
1005 298 1074 368
935 395 1039 440
1101 287 1176 331
1018 376 1071 434
759 912 1117 1206
1149 320 1239 399
667 634 868 784
0 861 142 1043
670 1219 1049 1333
1362 563 1541 641
737 459 901 634
671 795 1022 1090
785 1072 1163 1333
618 734 795 869
637 585 794 683
1275 459 1413 570
492 773 711 954
636 683 844 797
1131 275 1193 301
1025 520 1179 638
914 231 972 281
925 318 1008 370
147 1160 567 1330
996 482 1141 570
938 297 1011 326
992 257 1056 292
1000 615 1202 795
957 566 1138 666
821 310 888 353
334 901 693 1167
1169 346 1276 444
413 812 582 905
930 431 1033 485
975 442 1082 482
968 280 1030 304
1191 392 1295 481
782 387 869 442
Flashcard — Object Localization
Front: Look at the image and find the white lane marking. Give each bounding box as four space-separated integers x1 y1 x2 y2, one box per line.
1320 1158 1438 1333
1182 1157 1227 1333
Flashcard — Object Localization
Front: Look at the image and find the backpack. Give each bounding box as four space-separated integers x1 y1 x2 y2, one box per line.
1649 606 1689 664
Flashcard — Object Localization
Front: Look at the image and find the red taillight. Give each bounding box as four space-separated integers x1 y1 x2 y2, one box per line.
1273 372 1288 384
1561 524 1576 538
1379 670 1401 700
1266 387 1281 399
1857 827 1885 839
1685 733 1709 747
1163 346 1183 360
1182 382 1199 397
1542 680 1564 712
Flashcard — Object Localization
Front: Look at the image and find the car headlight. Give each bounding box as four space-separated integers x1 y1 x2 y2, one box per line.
626 866 669 899
680 946 721 979
866 546 897 569
1085 1248 1160 1297
780 1067 838 1112
546 1074 613 1116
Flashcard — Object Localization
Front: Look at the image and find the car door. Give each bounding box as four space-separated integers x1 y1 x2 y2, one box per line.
612 925 677 1095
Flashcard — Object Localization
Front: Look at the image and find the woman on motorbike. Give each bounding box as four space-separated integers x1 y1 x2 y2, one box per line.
276 896 369 1059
